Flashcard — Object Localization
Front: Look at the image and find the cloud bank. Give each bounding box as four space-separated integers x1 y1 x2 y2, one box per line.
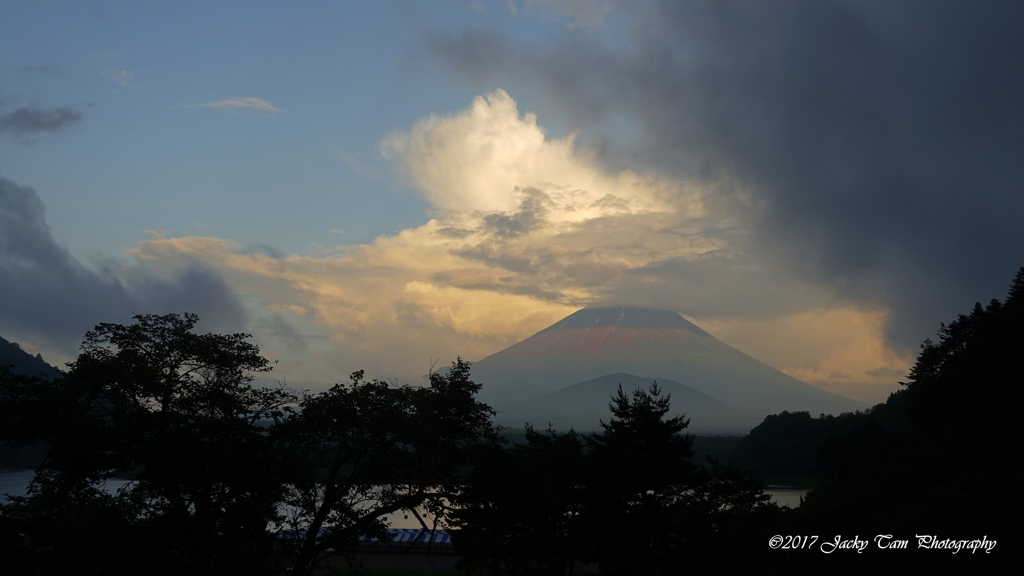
125 91 908 400
429 0 1024 353
0 175 248 357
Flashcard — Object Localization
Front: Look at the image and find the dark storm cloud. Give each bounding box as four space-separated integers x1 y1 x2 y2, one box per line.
431 0 1024 349
0 175 248 351
0 105 82 138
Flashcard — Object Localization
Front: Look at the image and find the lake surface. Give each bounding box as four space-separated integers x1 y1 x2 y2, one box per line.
764 486 808 508
1 470 809 515
0 469 132 502
0 470 442 529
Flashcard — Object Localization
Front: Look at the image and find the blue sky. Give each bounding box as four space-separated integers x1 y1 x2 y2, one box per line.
1 1 561 257
3 0 1023 405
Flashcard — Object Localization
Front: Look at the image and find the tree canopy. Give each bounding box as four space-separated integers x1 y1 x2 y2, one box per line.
452 382 779 575
278 359 499 575
0 314 502 576
787 267 1024 574
1 313 296 575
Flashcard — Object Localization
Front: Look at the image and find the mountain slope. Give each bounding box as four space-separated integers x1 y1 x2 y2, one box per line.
495 373 763 433
0 335 60 379
472 307 865 418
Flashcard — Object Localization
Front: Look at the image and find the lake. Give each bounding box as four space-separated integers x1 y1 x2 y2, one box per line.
1 470 809 521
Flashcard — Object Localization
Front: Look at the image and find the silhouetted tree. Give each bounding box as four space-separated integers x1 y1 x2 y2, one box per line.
729 402 908 483
278 359 500 576
903 283 1024 440
451 425 588 575
0 313 297 575
788 267 1024 574
454 382 779 575
583 383 697 574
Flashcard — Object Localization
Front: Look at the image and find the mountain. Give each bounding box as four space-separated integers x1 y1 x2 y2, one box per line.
0 335 60 380
494 373 763 434
471 307 865 429
0 335 58 470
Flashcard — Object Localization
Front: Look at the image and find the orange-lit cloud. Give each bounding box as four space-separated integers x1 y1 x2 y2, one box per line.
697 309 914 404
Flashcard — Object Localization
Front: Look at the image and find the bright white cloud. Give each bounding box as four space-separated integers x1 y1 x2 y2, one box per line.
381 90 674 216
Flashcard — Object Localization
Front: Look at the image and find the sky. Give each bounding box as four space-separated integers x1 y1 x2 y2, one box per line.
2 0 1023 405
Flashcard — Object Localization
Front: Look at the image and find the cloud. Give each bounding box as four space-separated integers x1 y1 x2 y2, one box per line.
121 91 908 400
381 89 676 216
523 0 614 28
428 0 1024 355
18 64 63 79
0 106 81 138
255 312 308 354
183 97 286 113
240 243 286 259
102 68 136 87
698 309 914 404
0 175 248 354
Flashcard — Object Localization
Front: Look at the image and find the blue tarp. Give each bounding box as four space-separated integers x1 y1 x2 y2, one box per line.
361 528 451 544
280 527 451 544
